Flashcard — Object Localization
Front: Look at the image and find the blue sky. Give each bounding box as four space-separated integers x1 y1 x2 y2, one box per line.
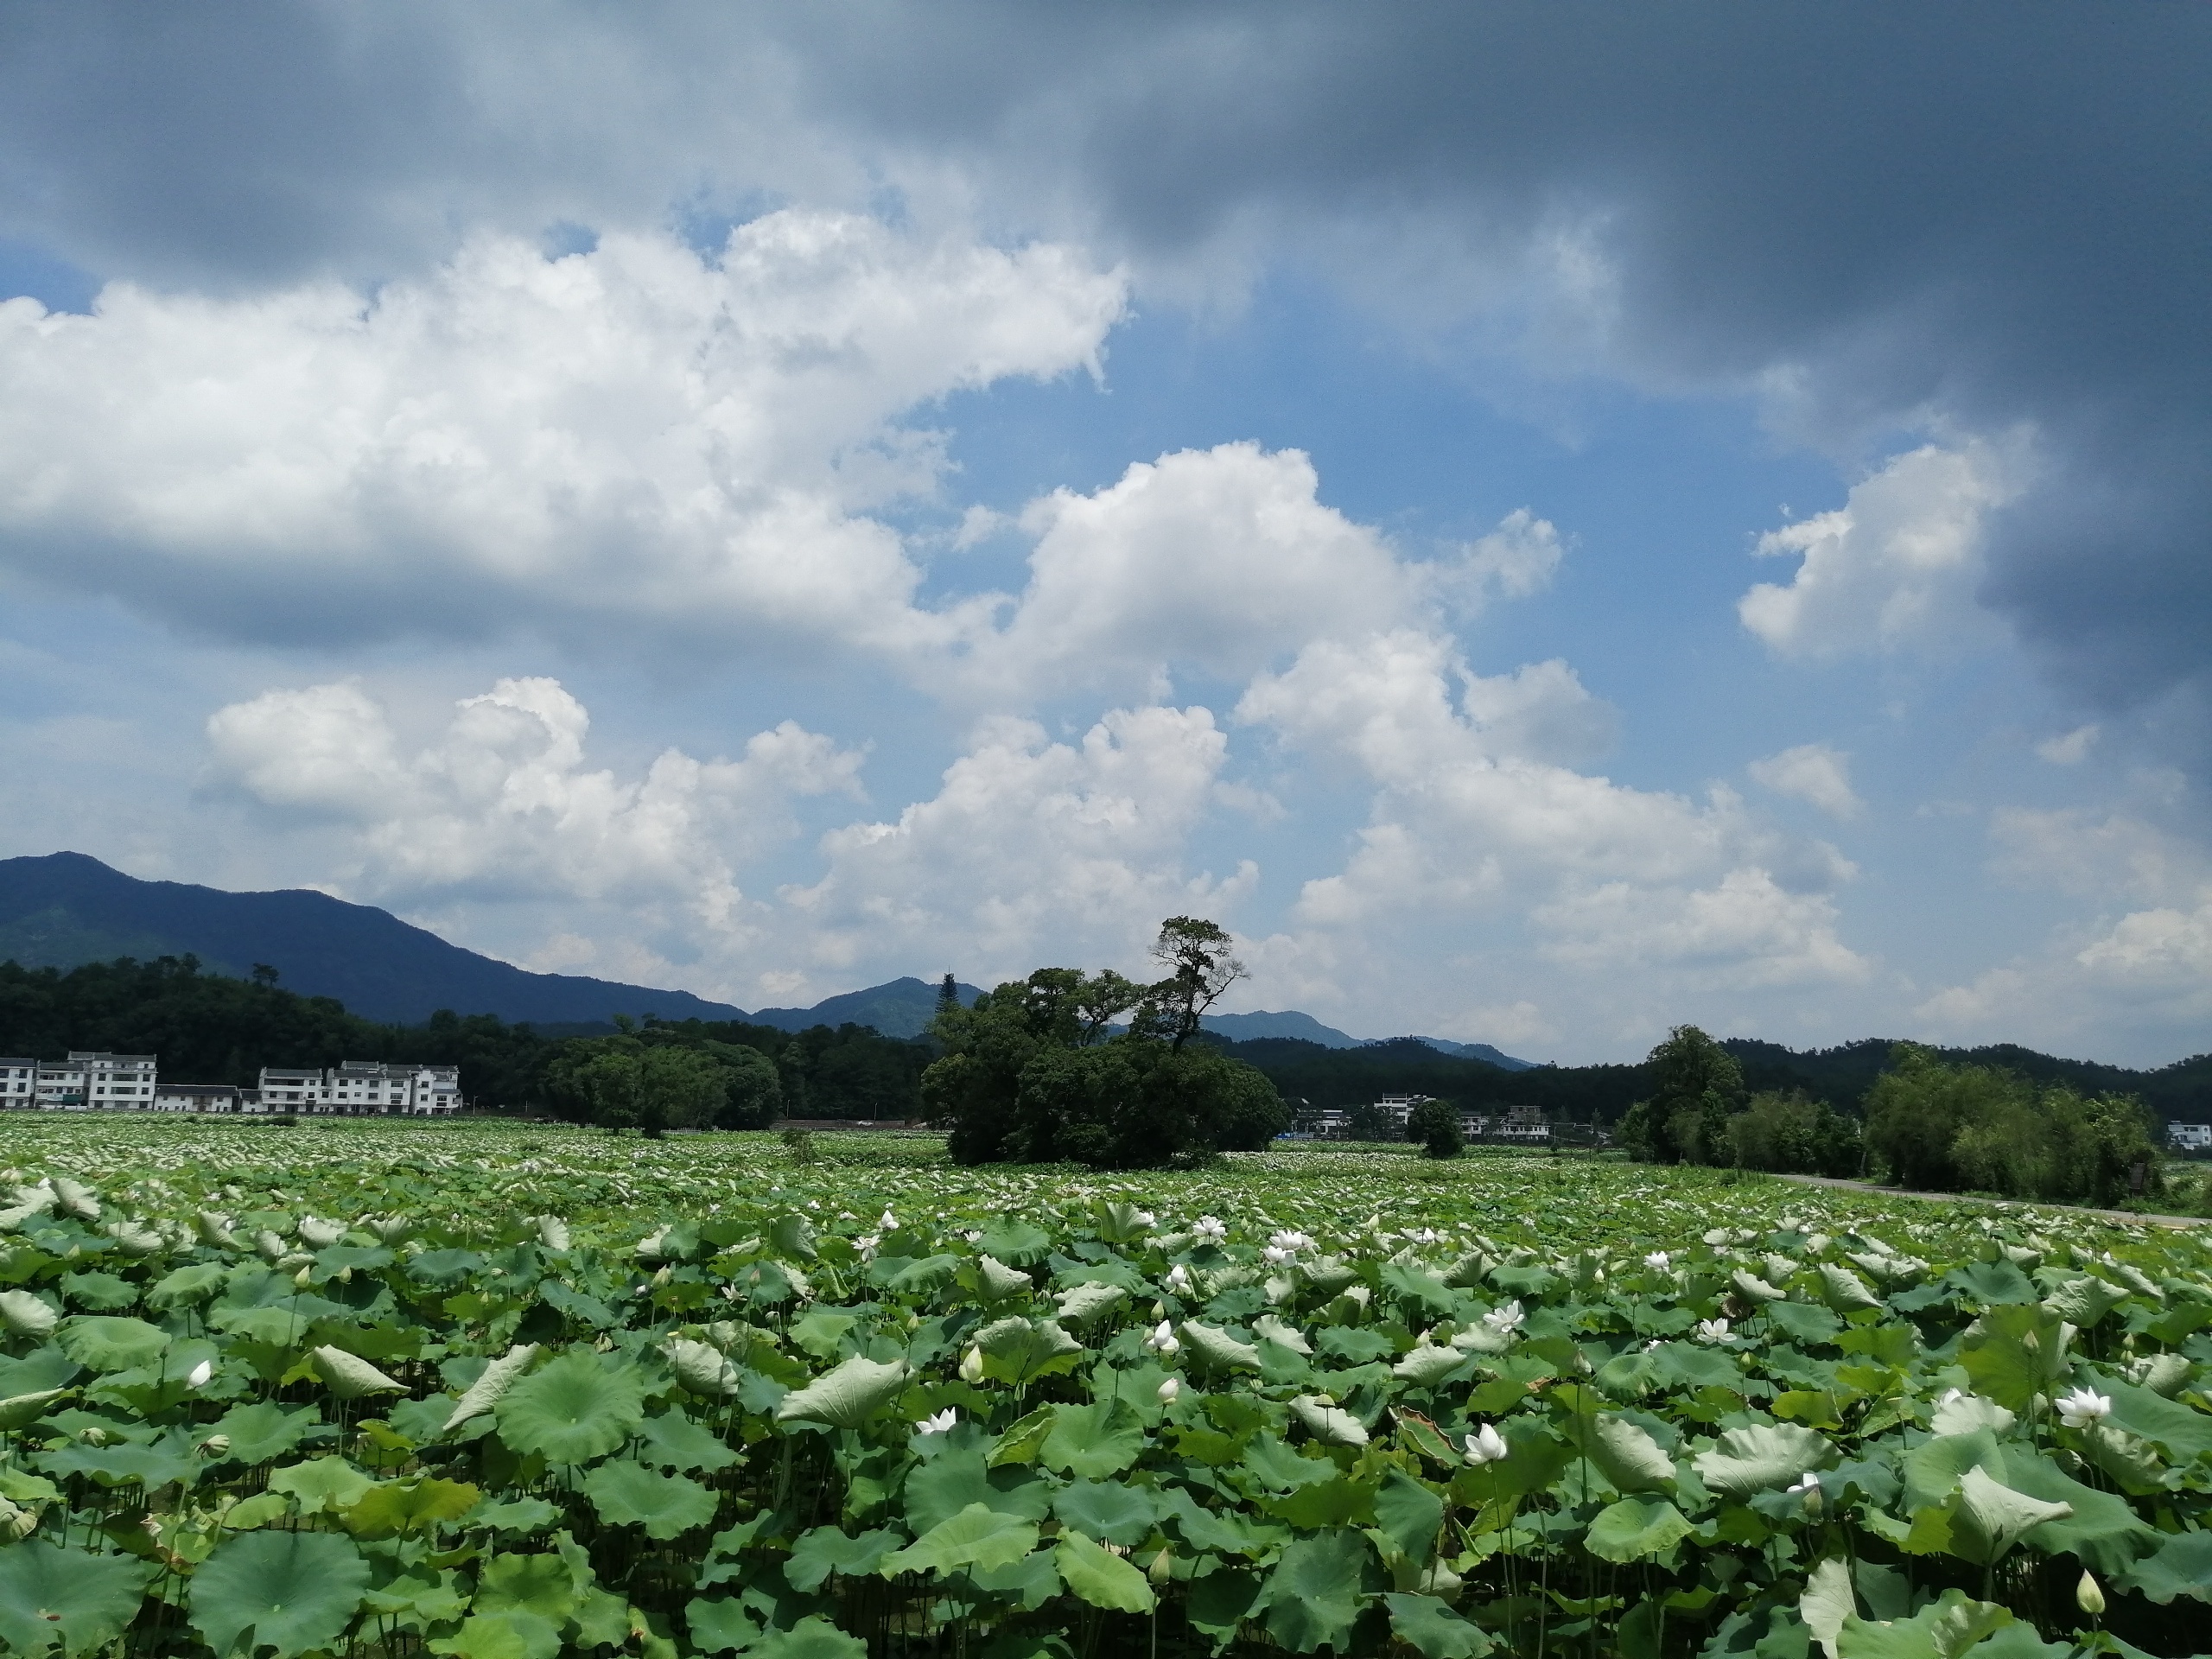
0 7 2205 1065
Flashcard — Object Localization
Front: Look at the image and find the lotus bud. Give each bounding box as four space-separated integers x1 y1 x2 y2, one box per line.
652 1265 672 1287
1150 1300 1166 1322
959 1346 985 1384
1158 1376 1180 1404
186 1359 213 1389
337 1266 353 1285
294 1265 314 1288
1147 1547 1174 1586
2076 1571 2104 1618
79 1425 110 1446
0 1497 37 1541
198 1435 232 1458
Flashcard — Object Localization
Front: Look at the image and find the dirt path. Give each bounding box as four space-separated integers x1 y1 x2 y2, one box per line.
1773 1172 2207 1230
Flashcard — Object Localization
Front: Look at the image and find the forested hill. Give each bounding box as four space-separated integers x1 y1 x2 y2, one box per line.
1203 1033 2212 1126
0 957 933 1120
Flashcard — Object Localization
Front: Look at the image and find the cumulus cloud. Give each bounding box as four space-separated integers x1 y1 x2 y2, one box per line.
1236 629 1867 1006
2036 725 2098 765
207 676 864 928
964 445 1560 702
1738 441 2024 658
1749 743 1861 819
781 705 1254 992
0 212 1124 658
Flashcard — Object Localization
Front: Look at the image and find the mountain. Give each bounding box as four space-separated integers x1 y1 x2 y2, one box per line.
1401 1037 1537 1070
748 976 982 1040
1200 1009 1360 1046
0 852 749 1027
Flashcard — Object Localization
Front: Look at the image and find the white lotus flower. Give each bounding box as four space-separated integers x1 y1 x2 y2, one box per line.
1695 1318 1732 1344
1268 1230 1313 1253
185 1359 213 1389
1134 1211 1156 1229
879 1209 897 1230
1164 1264 1193 1295
1192 1216 1227 1244
855 1235 880 1261
1939 1388 1964 1407
1643 1251 1670 1271
1262 1246 1291 1265
1464 1424 1509 1465
1143 1319 1180 1357
1482 1300 1525 1336
916 1408 958 1435
1407 1228 1441 1245
2056 1388 2113 1429
1786 1471 1821 1496
1158 1376 1180 1404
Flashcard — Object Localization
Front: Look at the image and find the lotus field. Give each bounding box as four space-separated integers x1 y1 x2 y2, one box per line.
0 1122 2209 1659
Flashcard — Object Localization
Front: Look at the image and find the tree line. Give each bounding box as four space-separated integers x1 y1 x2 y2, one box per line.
1618 1024 2168 1207
0 957 933 1125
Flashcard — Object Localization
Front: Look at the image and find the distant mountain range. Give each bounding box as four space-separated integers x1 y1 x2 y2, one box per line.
0 852 1531 1060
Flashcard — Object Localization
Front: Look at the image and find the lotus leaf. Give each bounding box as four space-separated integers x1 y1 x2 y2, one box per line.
310 1344 404 1399
495 1350 646 1464
973 1315 1082 1384
1288 1392 1369 1446
1694 1423 1835 1500
1052 1477 1158 1546
582 1459 719 1539
785 1527 905 1592
57 1315 167 1371
1041 1398 1145 1478
0 1539 154 1658
189 1528 371 1659
1384 1592 1493 1659
1052 1281 1125 1325
1180 1319 1261 1372
1835 1588 2012 1659
1255 1530 1371 1654
1585 1496 1694 1562
445 1342 539 1429
775 1354 911 1428
753 1616 869 1657
881 1503 1040 1576
1055 1529 1154 1612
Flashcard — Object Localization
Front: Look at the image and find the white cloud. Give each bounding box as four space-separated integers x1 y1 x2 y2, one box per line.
784 705 1254 988
1738 438 2024 658
207 677 863 931
969 444 1560 702
1749 742 1861 819
0 213 1125 662
1235 629 1869 1007
2036 724 2098 765
1987 807 2208 905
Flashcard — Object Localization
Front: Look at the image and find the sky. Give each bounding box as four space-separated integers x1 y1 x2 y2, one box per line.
0 4 2207 1065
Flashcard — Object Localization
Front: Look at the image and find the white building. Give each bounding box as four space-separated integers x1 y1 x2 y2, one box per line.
18 1052 157 1110
153 1084 244 1114
2170 1122 2211 1154
0 1059 33 1108
256 1060 461 1116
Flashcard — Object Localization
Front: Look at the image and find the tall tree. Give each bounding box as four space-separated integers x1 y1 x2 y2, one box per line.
1138 917 1245 1052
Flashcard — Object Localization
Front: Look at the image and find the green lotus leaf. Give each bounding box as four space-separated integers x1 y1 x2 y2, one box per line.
474 1551 581 1621
1694 1423 1835 1500
1375 1465 1446 1566
49 1179 99 1223
190 1528 371 1659
0 1388 72 1432
2100 1376 2212 1461
1253 1313 1313 1355
686 1596 760 1655
1575 1413 1676 1493
880 1503 1040 1577
636 1410 740 1473
344 1477 482 1538
1836 1588 2012 1659
2041 1275 2127 1328
310 1344 404 1400
269 1455 375 1513
1054 1529 1154 1613
494 1350 647 1464
56 1315 166 1372
1992 1446 2161 1574
665 1336 743 1397
582 1459 719 1540
427 1609 562 1659
1384 1592 1493 1659
2118 1529 2212 1605
785 1526 906 1592
1052 1478 1159 1548
39 1428 199 1491
144 1262 227 1310
1254 1530 1371 1655
1800 1557 1856 1659
1180 1320 1261 1373
446 1343 539 1430
973 1315 1083 1385
1941 1467 2072 1567
2127 1351 2193 1396
1730 1268 1785 1304
902 1443 1053 1534
1288 1393 1369 1446
987 1405 1058 1467
1959 1306 2075 1414
1818 1263 1881 1313
204 1401 321 1465
1052 1281 1126 1325
534 1217 571 1252
975 1255 1033 1300
1040 1398 1145 1478
753 1615 869 1657
1392 1343 1467 1388
774 1354 911 1429
0 1538 154 1658
1301 1256 1363 1300
1929 1395 2015 1437
768 1213 818 1261
1585 1496 1694 1563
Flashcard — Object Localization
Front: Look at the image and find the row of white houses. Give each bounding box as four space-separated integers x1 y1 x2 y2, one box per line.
0 1052 461 1116
1292 1093 1555 1142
